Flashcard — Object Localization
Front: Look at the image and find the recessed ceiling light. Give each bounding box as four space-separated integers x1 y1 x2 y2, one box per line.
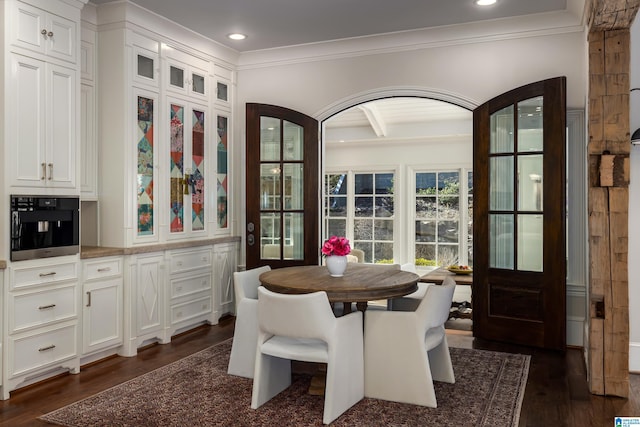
475 0 497 5
228 33 246 41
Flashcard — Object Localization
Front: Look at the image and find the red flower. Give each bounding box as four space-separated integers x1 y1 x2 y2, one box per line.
321 236 351 256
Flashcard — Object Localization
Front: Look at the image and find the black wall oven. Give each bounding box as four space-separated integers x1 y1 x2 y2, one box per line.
10 195 80 261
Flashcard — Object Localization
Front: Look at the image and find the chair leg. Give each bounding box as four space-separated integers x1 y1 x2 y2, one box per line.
250 354 291 409
428 337 455 384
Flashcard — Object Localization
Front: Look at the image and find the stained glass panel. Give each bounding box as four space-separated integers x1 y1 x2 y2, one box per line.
217 115 229 229
170 104 184 233
137 96 154 236
192 109 205 231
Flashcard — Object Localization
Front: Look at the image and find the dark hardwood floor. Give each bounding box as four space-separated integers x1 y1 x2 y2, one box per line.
0 318 638 426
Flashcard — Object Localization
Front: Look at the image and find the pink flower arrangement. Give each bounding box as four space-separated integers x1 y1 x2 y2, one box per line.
321 236 351 256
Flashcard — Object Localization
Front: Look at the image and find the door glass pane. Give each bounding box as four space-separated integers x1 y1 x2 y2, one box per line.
260 164 281 210
283 164 303 210
170 104 184 233
283 121 303 161
137 96 154 236
261 213 281 258
192 73 205 95
518 154 543 211
490 214 514 269
137 55 154 80
260 117 280 161
170 66 184 88
518 96 543 152
518 214 543 271
490 156 514 210
284 213 304 260
192 109 205 231
490 105 514 154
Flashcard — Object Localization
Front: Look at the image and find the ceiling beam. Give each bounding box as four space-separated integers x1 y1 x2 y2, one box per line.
358 104 387 137
589 0 640 31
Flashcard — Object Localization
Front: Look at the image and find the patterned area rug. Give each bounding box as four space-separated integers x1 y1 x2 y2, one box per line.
40 339 529 427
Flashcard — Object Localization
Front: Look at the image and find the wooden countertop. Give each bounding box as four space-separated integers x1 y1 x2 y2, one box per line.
1 237 240 267
80 236 241 259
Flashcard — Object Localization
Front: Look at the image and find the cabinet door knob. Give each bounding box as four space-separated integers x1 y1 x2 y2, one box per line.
48 163 53 180
41 29 47 35
41 163 46 180
38 344 56 352
47 31 54 37
39 271 57 277
86 291 92 307
38 304 56 310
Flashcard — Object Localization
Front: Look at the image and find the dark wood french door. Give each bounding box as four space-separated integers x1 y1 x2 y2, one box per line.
473 77 567 350
245 103 319 269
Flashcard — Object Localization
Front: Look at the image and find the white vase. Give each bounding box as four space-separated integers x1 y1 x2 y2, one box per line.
326 255 348 277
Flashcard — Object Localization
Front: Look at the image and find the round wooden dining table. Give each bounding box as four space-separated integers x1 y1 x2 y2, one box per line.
259 263 419 314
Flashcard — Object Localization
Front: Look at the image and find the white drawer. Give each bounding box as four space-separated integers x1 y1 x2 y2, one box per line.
12 261 78 290
9 323 78 378
170 296 212 325
83 258 122 280
169 248 212 274
10 284 77 333
170 273 211 299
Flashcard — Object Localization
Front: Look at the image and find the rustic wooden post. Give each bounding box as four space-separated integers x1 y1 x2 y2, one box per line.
587 0 640 398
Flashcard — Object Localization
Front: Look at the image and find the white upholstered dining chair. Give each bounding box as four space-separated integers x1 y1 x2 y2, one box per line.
227 265 271 378
364 276 456 407
251 287 364 425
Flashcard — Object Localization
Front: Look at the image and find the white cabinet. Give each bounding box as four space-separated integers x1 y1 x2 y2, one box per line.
11 0 77 63
2 257 80 400
121 253 168 356
7 53 77 189
214 242 238 318
164 48 209 101
82 257 122 356
166 98 210 239
80 26 97 198
80 83 96 197
167 247 214 336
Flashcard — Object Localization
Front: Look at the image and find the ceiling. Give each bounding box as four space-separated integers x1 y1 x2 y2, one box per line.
88 0 573 142
89 0 570 53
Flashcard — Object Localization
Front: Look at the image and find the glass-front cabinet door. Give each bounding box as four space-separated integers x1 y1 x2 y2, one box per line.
135 90 158 241
245 104 319 269
168 98 208 238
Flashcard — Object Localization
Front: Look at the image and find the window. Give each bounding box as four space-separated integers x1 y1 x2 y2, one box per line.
324 171 395 263
324 168 471 268
414 170 472 268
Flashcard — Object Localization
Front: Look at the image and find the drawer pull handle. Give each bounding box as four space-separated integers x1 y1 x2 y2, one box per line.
97 267 112 272
86 291 92 307
39 304 56 310
39 272 57 277
39 345 56 352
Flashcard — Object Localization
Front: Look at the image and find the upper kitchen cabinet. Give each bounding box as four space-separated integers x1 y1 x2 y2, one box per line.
2 0 86 193
213 64 233 109
6 53 77 190
163 46 210 102
9 0 78 64
131 32 160 90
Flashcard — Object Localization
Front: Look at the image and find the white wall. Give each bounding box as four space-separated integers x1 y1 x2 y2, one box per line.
628 19 640 373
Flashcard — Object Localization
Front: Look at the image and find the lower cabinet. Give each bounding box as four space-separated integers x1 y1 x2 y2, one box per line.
81 257 123 360
214 242 238 317
1 257 81 400
120 241 238 357
167 247 214 337
121 252 168 357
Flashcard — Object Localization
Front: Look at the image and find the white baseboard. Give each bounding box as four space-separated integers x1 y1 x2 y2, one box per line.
630 341 640 373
